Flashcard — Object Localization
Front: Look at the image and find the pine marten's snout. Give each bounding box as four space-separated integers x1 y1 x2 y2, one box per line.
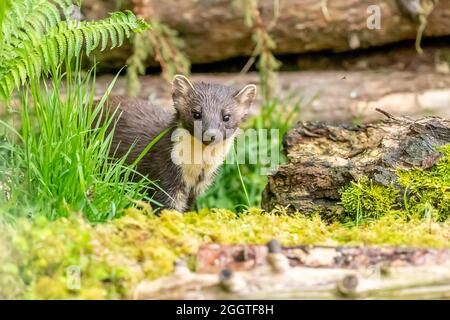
202 129 220 145
192 122 226 146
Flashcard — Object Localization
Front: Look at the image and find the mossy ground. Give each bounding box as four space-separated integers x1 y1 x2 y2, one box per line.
1 207 449 299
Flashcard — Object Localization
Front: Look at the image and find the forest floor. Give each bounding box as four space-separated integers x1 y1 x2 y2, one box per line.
2 208 450 299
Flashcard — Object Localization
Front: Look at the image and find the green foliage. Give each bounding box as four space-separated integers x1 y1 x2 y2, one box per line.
1 207 449 299
126 19 190 96
0 1 155 221
339 177 399 224
0 0 10 38
0 0 149 100
340 145 450 223
0 61 156 222
196 97 301 210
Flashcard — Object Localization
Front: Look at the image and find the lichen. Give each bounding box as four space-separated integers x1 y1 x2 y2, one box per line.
1 207 449 299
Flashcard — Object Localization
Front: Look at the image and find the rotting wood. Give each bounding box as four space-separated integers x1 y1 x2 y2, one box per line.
261 113 450 217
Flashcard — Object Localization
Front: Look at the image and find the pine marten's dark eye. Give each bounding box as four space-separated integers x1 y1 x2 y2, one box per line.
192 112 202 120
223 115 230 122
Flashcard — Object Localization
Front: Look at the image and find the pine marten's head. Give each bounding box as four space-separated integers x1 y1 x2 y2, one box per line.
172 75 257 145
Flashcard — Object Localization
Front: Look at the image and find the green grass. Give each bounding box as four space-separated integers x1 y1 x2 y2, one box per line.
0 59 156 222
195 97 302 210
0 1 152 222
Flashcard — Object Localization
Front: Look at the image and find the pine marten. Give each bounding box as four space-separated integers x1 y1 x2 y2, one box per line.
104 75 257 212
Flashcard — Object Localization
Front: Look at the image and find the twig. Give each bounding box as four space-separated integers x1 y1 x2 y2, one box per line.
375 108 398 120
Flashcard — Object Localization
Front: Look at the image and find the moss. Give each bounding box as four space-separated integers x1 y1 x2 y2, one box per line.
340 145 450 222
339 177 399 222
398 145 450 221
1 207 449 299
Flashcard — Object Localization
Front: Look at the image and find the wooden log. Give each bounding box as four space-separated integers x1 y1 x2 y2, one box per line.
132 242 450 299
94 71 450 124
83 0 450 66
261 114 450 216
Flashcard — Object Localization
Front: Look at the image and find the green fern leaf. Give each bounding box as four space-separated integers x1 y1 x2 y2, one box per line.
90 27 101 55
3 73 14 98
0 1 149 100
39 41 50 72
11 68 21 88
43 2 61 29
72 27 83 58
66 28 75 60
48 38 59 67
0 82 8 100
99 28 108 51
18 60 28 85
83 26 94 55
56 33 67 62
114 24 125 48
107 25 118 49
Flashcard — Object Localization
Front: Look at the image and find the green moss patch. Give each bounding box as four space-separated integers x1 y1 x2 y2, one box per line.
339 145 450 222
1 207 449 299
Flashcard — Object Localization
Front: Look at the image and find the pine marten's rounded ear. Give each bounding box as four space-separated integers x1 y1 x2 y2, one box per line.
172 75 195 98
234 84 257 108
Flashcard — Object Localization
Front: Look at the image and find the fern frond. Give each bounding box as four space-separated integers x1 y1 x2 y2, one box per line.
2 0 66 45
0 4 149 100
0 0 12 41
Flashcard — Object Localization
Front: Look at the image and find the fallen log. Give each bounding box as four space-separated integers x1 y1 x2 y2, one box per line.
83 0 450 66
261 113 450 217
94 71 450 123
133 241 450 299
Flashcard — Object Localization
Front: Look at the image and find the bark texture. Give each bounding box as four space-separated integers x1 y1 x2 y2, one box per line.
83 0 450 65
261 114 450 217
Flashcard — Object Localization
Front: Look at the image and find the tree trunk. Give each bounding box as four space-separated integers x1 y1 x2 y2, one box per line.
83 0 450 66
261 114 450 217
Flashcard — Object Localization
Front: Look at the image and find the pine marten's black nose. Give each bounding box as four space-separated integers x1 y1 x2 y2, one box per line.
203 130 218 145
203 135 215 145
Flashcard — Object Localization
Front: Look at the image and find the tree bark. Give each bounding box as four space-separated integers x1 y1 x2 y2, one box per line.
261 114 450 217
83 0 450 66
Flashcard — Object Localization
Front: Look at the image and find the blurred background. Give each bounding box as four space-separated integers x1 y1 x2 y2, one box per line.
84 0 450 124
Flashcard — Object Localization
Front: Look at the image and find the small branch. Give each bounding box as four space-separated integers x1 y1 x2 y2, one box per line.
375 108 398 120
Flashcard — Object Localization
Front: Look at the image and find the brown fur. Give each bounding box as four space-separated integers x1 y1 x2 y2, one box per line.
102 75 256 212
